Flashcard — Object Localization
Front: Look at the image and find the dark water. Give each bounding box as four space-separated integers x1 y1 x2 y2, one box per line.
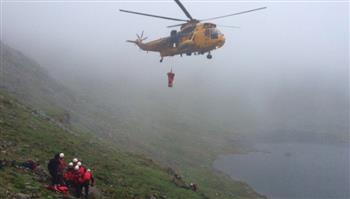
213 142 350 199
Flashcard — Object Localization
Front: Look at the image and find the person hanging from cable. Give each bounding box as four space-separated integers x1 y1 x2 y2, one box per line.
167 68 175 87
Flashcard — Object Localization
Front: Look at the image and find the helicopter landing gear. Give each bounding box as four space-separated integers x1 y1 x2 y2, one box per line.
207 52 212 59
160 57 163 62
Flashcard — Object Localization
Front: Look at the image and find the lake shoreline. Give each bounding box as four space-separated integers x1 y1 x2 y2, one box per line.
212 141 350 199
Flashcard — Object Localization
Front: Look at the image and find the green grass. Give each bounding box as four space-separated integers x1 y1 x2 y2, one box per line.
0 92 207 199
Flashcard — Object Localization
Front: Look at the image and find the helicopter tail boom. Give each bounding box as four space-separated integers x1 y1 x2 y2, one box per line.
126 40 138 44
126 39 149 51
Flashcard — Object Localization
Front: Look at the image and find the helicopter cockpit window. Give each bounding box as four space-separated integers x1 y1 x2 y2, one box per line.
205 29 210 37
211 29 220 39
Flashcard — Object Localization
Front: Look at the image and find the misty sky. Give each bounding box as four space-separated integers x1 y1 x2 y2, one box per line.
1 1 349 139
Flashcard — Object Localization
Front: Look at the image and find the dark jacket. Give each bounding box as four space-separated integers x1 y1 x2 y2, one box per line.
48 154 59 175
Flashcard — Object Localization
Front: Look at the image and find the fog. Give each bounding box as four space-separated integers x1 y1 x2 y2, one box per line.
2 1 349 143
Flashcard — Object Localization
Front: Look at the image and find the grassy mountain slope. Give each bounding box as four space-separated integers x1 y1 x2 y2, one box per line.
0 41 130 147
0 41 265 199
0 92 207 199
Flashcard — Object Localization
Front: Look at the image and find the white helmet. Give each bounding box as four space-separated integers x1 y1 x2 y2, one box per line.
77 161 82 166
73 158 78 163
68 162 73 167
74 165 80 170
59 153 64 158
87 169 91 172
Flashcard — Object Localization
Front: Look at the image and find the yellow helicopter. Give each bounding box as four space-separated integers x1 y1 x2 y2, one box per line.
120 0 266 62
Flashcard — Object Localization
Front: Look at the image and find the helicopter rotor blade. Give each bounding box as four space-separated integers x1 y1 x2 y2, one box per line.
174 0 193 20
119 9 187 22
167 23 239 29
216 25 240 29
167 22 187 28
200 7 267 21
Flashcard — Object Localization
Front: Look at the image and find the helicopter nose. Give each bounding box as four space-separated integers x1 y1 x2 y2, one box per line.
218 35 225 47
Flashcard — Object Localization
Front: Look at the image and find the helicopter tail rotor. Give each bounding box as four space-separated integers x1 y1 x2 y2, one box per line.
136 31 148 42
127 31 148 45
